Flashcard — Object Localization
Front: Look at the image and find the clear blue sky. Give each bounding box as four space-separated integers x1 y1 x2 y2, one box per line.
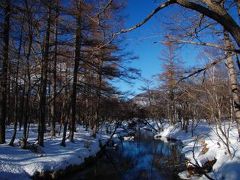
111 0 234 97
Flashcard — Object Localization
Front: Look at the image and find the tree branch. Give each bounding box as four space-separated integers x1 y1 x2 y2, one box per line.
174 0 240 46
154 39 240 53
115 0 173 35
178 56 227 83
95 1 173 49
96 0 113 17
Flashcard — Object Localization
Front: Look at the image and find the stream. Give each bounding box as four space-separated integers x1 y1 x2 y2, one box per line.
70 128 186 180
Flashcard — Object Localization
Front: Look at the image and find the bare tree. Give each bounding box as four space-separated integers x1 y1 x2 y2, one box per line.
38 1 52 146
0 0 11 144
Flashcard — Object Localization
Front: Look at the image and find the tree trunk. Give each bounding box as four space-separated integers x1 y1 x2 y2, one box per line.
70 5 82 142
60 121 68 147
224 31 240 139
175 0 240 46
93 60 103 137
51 1 59 137
38 6 51 146
9 26 23 146
0 0 11 144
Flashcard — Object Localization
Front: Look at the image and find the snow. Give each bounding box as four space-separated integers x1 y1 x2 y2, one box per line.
123 136 134 141
2 120 240 180
0 125 111 179
154 120 240 180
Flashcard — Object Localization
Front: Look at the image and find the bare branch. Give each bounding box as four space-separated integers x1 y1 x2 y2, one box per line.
178 56 227 83
96 0 113 17
115 0 173 35
174 0 240 46
95 1 173 49
194 14 205 39
154 39 240 53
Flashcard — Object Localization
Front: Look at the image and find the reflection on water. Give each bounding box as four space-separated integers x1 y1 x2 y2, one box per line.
71 131 185 180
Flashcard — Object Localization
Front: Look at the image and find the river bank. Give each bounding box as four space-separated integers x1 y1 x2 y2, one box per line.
69 128 185 179
153 121 240 180
0 125 113 179
2 120 239 180
0 121 184 180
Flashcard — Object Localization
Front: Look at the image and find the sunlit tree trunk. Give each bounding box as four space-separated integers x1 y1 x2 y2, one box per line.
224 31 240 139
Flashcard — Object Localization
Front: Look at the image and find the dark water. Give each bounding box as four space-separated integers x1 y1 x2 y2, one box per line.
71 131 185 180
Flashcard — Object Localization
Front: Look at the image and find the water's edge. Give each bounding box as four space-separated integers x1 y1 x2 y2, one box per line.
32 145 107 179
32 128 186 180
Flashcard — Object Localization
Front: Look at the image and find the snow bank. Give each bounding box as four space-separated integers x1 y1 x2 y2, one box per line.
0 125 111 179
155 121 240 180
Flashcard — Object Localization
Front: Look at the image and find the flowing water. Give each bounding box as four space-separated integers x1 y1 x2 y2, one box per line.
71 130 186 180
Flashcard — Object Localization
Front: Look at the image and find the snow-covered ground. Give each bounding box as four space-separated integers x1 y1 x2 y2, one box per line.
154 120 240 180
0 125 111 180
2 120 240 180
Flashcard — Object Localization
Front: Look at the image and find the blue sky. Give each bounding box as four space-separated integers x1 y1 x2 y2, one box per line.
112 0 197 96
111 0 237 97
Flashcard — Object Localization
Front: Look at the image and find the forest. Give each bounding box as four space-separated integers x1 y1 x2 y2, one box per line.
0 0 240 180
